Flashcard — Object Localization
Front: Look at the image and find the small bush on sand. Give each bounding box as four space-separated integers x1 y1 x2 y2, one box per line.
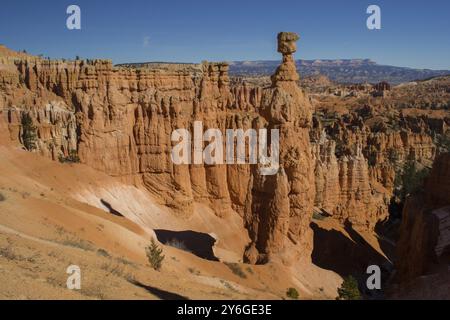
62 238 94 251
96 248 110 257
0 246 20 260
116 256 136 267
224 262 246 279
0 192 5 202
58 150 80 163
146 239 165 271
286 287 299 299
188 267 201 275
312 211 326 221
101 262 125 277
337 275 361 300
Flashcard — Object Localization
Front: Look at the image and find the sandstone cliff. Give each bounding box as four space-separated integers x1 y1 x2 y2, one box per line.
310 100 444 231
0 34 315 265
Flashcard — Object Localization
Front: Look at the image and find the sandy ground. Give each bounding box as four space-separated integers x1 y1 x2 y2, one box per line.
0 145 349 300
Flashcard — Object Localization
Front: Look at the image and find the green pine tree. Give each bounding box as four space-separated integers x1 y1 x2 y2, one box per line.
394 161 430 203
337 276 361 300
21 113 37 151
145 239 165 271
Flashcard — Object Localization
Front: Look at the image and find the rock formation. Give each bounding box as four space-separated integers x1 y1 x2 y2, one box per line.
312 136 388 229
396 153 450 281
0 33 317 265
309 101 443 230
0 34 448 268
244 32 315 264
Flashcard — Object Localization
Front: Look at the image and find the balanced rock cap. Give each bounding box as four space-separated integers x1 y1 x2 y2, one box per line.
277 32 300 55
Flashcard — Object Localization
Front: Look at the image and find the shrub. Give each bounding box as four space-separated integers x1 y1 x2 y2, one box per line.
115 256 137 268
312 211 326 221
96 248 110 257
145 239 165 271
0 246 20 260
334 140 347 158
100 262 125 277
246 266 254 275
394 161 430 203
224 262 246 279
435 132 450 154
337 276 361 300
0 192 5 202
62 238 94 251
58 150 80 163
188 267 200 275
286 287 299 299
387 147 400 164
366 145 379 167
367 152 377 167
21 113 37 151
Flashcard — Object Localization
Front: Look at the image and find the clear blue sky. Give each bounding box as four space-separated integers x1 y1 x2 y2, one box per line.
1 0 449 69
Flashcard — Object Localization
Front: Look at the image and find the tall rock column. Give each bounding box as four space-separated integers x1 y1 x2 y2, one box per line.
244 32 315 265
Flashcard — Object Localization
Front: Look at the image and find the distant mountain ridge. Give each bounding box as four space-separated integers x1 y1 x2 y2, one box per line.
228 59 450 84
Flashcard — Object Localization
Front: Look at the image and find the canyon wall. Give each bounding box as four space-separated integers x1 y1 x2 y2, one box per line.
396 152 450 281
0 35 315 264
310 104 442 229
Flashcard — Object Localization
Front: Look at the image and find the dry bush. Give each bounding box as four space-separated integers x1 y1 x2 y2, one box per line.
224 262 246 279
62 238 94 251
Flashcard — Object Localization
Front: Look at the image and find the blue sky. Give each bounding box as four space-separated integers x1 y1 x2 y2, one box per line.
0 0 449 69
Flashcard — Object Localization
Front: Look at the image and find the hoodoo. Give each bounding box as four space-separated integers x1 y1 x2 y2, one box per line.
244 32 315 265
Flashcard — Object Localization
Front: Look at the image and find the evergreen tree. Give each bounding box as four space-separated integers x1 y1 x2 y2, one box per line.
337 276 361 300
21 113 37 151
145 239 165 271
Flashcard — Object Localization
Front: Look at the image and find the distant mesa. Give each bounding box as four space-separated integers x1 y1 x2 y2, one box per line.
114 57 450 85
228 59 450 84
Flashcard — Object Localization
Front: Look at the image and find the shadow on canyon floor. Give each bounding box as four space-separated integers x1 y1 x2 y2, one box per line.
128 279 188 300
374 219 398 263
154 229 218 261
311 220 392 279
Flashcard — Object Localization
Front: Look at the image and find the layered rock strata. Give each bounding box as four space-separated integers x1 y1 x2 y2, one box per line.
0 35 315 264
